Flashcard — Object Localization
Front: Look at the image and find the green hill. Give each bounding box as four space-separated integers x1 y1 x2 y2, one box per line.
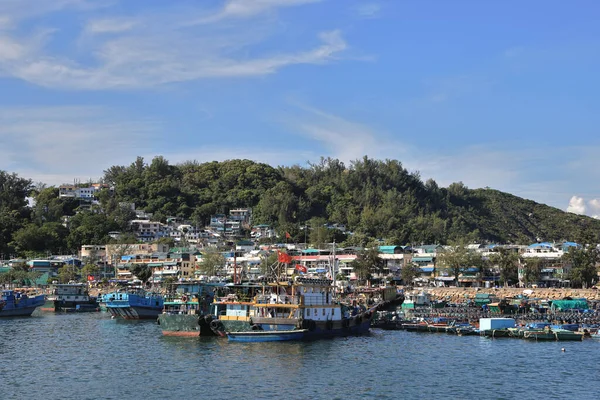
2 156 599 257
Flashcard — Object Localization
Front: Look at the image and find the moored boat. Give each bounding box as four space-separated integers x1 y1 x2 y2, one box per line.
43 283 99 312
0 290 45 317
226 329 308 342
157 283 223 337
213 277 374 342
106 288 164 319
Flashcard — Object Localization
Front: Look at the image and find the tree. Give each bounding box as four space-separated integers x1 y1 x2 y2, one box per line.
80 263 100 282
351 247 384 284
521 257 541 287
437 241 481 287
198 248 225 277
563 245 599 288
130 263 153 285
490 248 520 287
57 265 77 283
401 262 421 286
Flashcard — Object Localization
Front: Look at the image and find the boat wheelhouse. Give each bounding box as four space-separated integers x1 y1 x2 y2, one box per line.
43 283 98 312
105 288 164 320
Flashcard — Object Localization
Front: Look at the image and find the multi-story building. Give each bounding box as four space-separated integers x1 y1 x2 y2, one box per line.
58 183 112 199
130 219 166 242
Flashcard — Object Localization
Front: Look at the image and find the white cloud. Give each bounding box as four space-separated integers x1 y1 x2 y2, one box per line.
0 1 345 89
194 0 322 24
588 199 600 214
0 106 158 185
354 3 382 19
567 196 586 215
85 18 139 34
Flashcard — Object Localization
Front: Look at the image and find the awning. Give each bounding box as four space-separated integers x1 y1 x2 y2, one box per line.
420 267 434 273
163 262 177 266
413 257 433 262
148 263 163 267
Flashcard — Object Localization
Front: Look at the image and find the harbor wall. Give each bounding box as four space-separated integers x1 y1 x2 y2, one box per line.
421 287 600 302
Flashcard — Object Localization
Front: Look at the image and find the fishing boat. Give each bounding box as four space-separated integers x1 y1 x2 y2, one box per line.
211 277 374 341
157 282 223 337
105 288 164 319
401 291 431 310
42 283 99 312
0 290 45 317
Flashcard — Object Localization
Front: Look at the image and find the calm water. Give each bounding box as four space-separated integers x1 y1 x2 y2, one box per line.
1 311 599 400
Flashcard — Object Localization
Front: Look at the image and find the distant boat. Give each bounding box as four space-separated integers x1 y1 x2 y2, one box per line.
105 288 164 320
42 283 99 312
0 290 45 317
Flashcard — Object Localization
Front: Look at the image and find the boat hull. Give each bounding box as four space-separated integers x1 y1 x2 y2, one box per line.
54 300 99 312
0 305 40 317
157 313 218 337
227 329 308 342
108 305 162 320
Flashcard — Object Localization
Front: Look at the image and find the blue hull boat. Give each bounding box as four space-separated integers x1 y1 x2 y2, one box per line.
227 329 308 342
106 289 164 320
0 290 45 317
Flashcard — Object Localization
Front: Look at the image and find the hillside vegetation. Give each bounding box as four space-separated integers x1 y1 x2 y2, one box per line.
1 156 599 258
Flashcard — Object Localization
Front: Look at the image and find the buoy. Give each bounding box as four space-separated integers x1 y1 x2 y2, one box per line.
111 315 115 319
561 348 566 352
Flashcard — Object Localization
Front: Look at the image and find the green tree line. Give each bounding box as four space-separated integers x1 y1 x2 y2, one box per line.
1 156 600 258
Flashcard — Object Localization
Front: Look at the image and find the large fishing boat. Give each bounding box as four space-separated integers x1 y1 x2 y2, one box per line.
211 277 374 342
105 288 164 319
0 290 45 317
157 282 223 337
42 283 99 312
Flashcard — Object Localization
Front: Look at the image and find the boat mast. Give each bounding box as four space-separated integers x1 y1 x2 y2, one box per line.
331 241 336 289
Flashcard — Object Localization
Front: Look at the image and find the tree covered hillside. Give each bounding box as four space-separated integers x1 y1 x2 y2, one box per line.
1 156 599 258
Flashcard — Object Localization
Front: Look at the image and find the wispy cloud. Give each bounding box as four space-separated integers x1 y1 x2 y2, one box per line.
353 3 382 19
85 18 139 34
289 104 402 163
0 106 158 184
192 0 322 24
0 0 344 90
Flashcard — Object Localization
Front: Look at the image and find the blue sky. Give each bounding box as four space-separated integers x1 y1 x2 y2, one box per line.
0 0 599 216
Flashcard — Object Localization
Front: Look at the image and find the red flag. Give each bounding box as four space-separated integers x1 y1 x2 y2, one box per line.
87 275 94 281
285 232 291 239
278 251 292 263
295 264 307 274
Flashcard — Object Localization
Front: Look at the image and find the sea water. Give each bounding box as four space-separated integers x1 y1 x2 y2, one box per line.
0 312 597 400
